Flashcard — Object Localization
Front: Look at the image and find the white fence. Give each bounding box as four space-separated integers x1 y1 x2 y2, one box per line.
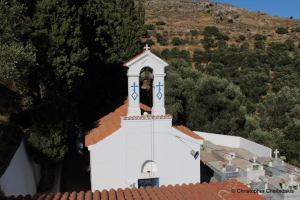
195 131 271 157
0 140 41 196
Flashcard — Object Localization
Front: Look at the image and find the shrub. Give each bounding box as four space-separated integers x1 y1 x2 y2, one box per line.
227 19 234 23
291 27 300 32
222 34 230 41
239 35 246 41
203 26 219 36
156 20 166 26
146 24 155 30
156 33 163 42
276 27 288 34
145 39 155 46
254 34 267 41
190 29 199 36
159 38 168 46
171 37 181 46
144 31 150 38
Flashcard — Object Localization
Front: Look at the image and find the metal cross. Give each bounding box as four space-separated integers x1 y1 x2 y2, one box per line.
131 82 138 92
274 149 279 158
225 154 234 165
144 44 151 51
289 173 295 182
252 155 257 163
156 82 163 92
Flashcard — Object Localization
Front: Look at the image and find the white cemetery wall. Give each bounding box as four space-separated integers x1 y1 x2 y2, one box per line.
239 137 271 157
195 132 240 148
0 140 41 196
195 132 271 157
88 119 201 191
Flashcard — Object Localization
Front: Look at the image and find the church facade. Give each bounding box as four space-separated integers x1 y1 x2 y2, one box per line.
85 46 203 191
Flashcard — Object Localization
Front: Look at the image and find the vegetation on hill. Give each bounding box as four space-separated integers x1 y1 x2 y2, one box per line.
157 27 300 165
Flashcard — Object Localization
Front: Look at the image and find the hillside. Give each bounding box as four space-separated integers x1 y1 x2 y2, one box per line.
143 0 300 51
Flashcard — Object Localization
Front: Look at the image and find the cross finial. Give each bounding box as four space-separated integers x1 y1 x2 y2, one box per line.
274 149 279 158
225 153 235 165
289 173 296 182
144 44 151 51
252 155 257 163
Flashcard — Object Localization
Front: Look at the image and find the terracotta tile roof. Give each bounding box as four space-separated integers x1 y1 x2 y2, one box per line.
1 179 266 200
85 98 203 146
123 50 146 66
173 125 204 140
85 99 151 147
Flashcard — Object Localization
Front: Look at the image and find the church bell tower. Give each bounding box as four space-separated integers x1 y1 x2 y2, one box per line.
123 45 169 116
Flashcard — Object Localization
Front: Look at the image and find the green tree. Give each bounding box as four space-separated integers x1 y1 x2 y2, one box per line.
259 86 300 131
201 34 215 50
171 37 182 46
203 26 219 36
285 39 295 51
0 0 36 110
185 75 247 135
278 119 300 166
239 35 246 41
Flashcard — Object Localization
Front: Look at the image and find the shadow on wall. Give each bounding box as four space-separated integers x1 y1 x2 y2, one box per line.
201 161 214 183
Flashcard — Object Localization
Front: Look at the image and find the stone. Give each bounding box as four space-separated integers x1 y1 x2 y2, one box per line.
226 165 236 172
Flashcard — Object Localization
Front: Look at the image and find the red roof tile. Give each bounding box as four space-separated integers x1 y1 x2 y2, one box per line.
2 179 266 200
85 99 203 146
85 99 151 146
173 125 204 140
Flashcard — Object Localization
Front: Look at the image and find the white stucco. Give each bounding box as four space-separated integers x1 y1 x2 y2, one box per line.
88 119 202 191
195 131 271 157
0 140 40 196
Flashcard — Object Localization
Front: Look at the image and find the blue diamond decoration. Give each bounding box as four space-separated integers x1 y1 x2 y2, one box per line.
156 92 162 100
131 92 138 100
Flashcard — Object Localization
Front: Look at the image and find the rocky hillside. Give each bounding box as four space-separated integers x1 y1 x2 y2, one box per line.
143 0 300 51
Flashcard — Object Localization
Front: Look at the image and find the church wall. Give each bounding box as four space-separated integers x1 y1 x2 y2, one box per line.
88 119 201 191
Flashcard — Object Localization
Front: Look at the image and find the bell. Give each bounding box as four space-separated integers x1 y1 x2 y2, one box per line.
141 79 151 90
140 70 154 80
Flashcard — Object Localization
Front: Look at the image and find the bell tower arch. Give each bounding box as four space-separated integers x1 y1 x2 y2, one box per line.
123 45 168 116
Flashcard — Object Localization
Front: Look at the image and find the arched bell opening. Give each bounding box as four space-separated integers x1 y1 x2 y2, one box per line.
140 67 154 109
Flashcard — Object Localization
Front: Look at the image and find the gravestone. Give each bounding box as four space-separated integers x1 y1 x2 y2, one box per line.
287 173 300 191
264 149 286 176
246 155 265 181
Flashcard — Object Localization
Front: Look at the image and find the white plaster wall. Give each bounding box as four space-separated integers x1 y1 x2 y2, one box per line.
195 131 271 157
0 140 41 196
89 119 202 191
196 132 240 148
240 137 271 157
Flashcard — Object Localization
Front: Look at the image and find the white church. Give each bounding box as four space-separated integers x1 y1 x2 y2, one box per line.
85 45 204 191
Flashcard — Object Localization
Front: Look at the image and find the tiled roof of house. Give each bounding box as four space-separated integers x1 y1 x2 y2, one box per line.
85 99 203 147
1 179 265 200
